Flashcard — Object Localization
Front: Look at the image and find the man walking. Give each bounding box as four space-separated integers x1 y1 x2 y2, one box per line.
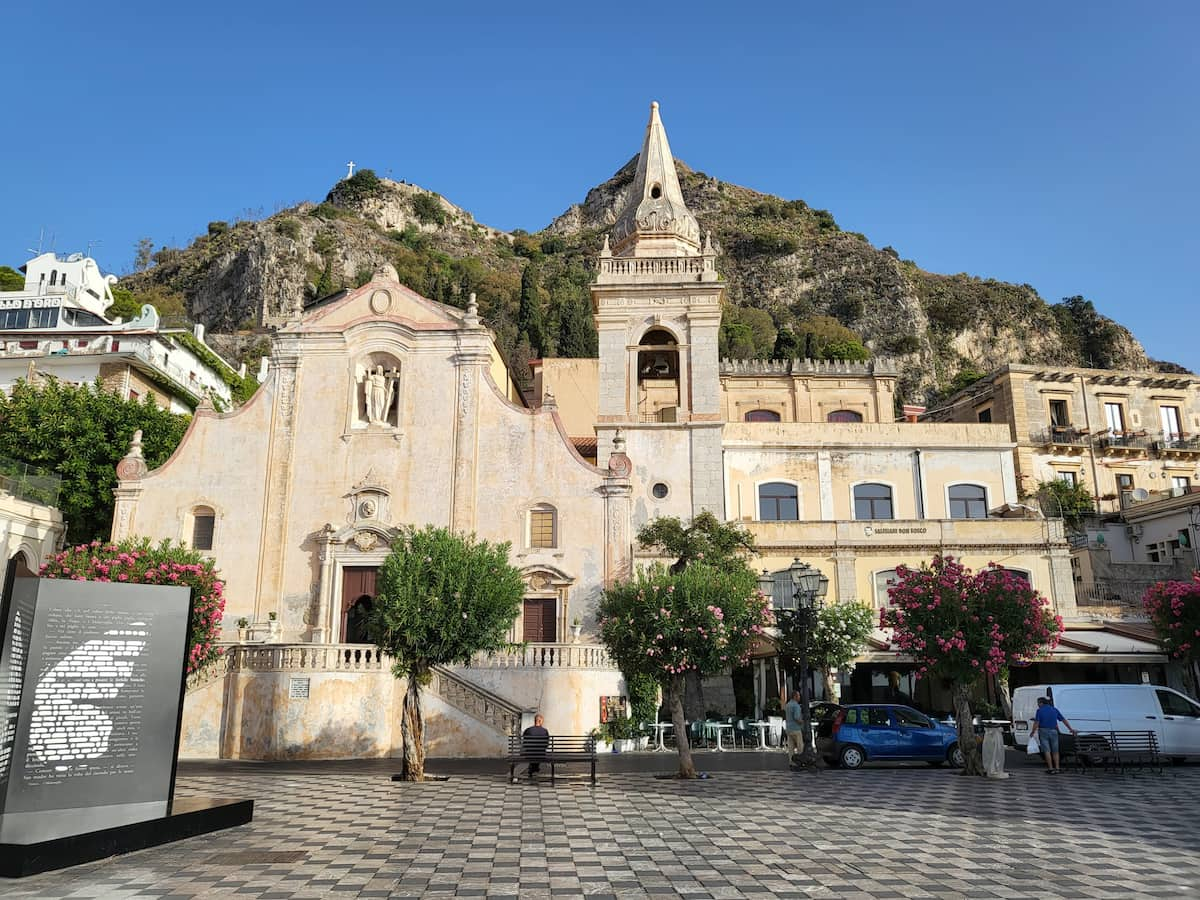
515 713 550 782
1030 695 1076 774
784 689 806 761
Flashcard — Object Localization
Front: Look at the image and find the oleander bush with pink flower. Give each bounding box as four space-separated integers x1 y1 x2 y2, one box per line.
39 536 226 675
880 554 1062 774
1143 575 1200 664
599 562 773 777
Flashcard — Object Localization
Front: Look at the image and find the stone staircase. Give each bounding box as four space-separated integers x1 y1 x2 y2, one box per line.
428 666 523 736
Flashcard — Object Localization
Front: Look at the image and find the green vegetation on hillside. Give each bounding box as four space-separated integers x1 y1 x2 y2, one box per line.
113 161 1166 405
0 265 23 291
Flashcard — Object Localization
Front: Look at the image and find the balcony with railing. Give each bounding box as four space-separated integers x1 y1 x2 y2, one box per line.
0 454 61 507
1154 432 1200 456
1031 426 1091 449
1095 430 1152 454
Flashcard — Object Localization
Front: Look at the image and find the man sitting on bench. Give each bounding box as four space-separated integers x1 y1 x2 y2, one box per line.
515 714 550 782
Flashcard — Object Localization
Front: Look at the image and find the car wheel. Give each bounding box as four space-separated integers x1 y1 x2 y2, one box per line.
948 743 965 767
839 745 865 769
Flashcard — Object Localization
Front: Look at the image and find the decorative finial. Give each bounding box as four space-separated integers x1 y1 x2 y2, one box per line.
115 429 149 481
607 428 632 477
703 230 713 253
542 387 557 409
651 101 659 112
463 292 480 327
600 234 611 257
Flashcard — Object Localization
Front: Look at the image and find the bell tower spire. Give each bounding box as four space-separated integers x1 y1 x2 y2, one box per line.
592 102 726 519
610 101 702 257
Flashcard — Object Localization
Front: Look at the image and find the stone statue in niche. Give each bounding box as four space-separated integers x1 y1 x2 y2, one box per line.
360 365 400 426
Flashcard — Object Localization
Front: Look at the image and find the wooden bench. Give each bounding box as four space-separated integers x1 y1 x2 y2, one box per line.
507 734 597 785
1068 730 1163 775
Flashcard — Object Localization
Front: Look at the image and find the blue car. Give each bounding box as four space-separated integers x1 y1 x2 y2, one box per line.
818 704 964 769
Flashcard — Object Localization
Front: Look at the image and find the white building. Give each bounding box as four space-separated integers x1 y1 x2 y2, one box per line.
1 253 248 412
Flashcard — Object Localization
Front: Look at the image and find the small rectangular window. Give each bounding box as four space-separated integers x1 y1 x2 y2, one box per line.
192 514 215 551
530 510 556 548
976 407 992 423
1104 402 1125 433
1048 399 1069 428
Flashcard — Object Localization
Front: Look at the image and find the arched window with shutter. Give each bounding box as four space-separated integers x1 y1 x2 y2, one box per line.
191 506 216 550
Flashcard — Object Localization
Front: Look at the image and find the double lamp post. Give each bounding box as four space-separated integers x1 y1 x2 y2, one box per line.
759 559 829 768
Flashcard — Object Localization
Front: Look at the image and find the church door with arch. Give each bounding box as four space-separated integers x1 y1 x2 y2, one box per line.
341 566 378 643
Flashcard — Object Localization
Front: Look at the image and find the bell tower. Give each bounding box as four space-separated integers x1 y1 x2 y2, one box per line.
592 102 725 518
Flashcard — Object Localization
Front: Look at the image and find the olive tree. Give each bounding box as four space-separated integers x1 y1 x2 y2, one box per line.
368 526 524 781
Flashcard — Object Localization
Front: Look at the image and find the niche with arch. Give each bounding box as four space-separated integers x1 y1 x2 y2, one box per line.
352 351 403 429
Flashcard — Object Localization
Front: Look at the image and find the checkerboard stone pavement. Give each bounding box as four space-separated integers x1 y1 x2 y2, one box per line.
4 754 1200 900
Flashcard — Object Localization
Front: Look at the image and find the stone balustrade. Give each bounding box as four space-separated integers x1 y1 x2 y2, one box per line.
597 256 714 278
191 642 615 681
472 643 614 669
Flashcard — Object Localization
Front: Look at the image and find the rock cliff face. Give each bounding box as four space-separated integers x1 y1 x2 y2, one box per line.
118 162 1157 404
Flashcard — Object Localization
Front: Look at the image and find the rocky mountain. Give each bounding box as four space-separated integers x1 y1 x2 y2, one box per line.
115 162 1163 406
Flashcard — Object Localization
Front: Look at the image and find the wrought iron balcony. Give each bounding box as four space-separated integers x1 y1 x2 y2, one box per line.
1031 426 1090 447
1154 433 1200 454
1095 431 1151 453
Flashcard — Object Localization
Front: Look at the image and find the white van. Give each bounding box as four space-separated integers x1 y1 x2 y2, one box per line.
1012 684 1200 758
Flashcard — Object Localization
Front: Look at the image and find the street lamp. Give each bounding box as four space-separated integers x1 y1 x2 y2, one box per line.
759 558 829 768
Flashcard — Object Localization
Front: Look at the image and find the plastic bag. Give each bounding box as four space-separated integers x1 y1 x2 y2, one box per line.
1027 734 1041 755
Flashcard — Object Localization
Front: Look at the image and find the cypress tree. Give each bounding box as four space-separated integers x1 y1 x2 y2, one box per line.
517 264 546 357
557 297 597 358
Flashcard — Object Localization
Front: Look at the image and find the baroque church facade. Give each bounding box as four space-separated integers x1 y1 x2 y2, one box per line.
113 104 1159 760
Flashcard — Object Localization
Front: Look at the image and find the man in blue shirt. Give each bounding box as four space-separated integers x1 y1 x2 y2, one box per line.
1030 696 1076 774
784 689 806 760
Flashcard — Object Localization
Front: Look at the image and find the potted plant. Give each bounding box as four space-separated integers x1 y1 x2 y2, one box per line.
570 616 583 644
608 716 635 753
633 723 650 752
588 726 608 754
236 616 250 642
268 610 280 641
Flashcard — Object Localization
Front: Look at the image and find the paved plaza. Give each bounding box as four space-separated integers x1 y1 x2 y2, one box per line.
5 754 1200 899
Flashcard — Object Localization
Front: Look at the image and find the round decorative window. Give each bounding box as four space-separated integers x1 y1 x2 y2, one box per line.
650 184 663 199
651 482 669 499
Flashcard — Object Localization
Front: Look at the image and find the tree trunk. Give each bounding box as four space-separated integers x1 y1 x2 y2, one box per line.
821 669 837 703
684 670 706 720
399 669 426 781
997 670 1013 720
668 673 697 778
953 681 984 776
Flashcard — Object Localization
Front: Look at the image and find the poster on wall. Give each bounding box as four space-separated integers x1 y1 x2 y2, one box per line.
599 695 627 723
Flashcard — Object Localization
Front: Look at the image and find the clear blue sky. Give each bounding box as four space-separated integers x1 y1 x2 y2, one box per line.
3 2 1196 369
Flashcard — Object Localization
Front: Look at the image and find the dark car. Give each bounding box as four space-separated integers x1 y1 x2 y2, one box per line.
817 703 964 769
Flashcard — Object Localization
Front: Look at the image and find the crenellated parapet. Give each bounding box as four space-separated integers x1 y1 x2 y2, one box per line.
720 357 899 377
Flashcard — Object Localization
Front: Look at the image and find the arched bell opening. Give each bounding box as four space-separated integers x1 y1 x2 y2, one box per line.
636 328 680 421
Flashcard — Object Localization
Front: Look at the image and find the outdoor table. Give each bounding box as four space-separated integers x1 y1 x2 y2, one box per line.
767 717 785 747
749 720 772 750
707 722 733 751
647 722 673 752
